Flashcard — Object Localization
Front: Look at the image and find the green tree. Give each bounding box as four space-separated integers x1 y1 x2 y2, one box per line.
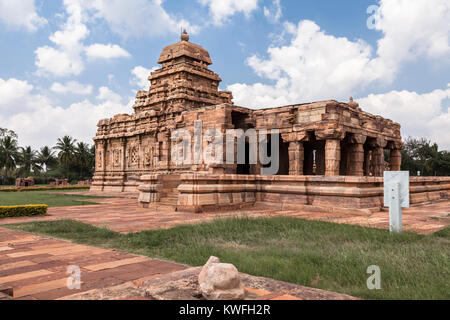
55 136 77 167
0 128 18 140
89 145 96 175
401 137 450 176
37 146 58 172
75 142 92 179
0 135 20 177
18 146 42 176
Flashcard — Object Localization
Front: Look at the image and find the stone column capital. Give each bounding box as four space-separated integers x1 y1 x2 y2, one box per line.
350 134 367 145
316 129 345 141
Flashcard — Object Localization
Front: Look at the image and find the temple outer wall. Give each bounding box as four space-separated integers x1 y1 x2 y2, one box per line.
144 174 450 213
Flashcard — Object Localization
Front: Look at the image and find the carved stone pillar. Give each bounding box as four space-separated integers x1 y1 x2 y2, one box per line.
158 132 170 168
372 147 384 177
288 141 304 176
390 149 402 171
348 143 364 176
101 141 107 173
138 175 162 208
120 139 126 172
325 139 341 176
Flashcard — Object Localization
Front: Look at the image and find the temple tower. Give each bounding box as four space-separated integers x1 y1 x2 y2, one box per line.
133 30 233 114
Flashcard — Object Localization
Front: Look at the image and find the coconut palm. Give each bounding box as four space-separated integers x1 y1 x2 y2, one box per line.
55 136 77 167
75 142 92 178
18 146 42 176
0 135 20 177
37 146 58 172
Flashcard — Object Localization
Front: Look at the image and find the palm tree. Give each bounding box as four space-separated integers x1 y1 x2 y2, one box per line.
0 135 20 177
89 145 96 175
37 146 58 172
75 142 91 178
18 146 42 176
55 136 77 167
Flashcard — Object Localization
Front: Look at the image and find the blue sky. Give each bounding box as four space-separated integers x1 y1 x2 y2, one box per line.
0 0 449 150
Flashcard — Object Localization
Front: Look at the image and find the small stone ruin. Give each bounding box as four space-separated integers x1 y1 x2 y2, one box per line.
15 177 34 188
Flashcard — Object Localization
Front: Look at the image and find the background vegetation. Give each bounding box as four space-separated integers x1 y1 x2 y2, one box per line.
0 127 95 185
399 137 450 176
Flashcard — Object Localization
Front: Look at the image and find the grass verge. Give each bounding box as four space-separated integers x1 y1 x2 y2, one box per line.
0 190 108 207
5 217 450 300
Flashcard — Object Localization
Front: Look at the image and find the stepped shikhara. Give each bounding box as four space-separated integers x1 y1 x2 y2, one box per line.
133 30 233 114
90 31 445 213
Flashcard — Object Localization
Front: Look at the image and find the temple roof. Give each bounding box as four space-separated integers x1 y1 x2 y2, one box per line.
158 31 213 65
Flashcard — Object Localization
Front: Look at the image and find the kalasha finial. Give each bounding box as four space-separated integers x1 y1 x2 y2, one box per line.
181 29 189 42
349 97 359 109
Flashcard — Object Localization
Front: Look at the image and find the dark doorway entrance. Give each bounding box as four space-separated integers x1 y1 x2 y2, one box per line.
236 141 251 174
261 134 289 175
303 131 325 175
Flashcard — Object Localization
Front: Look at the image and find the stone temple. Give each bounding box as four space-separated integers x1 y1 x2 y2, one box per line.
92 31 449 213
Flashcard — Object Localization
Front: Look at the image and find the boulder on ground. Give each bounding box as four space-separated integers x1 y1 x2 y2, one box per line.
198 256 245 300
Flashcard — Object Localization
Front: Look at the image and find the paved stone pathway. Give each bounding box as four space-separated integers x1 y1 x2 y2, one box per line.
0 196 448 234
1 195 446 300
0 227 185 299
0 227 355 300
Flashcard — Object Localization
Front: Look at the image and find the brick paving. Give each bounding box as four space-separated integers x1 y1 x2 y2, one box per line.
1 195 446 300
0 195 448 234
0 227 187 300
0 228 355 300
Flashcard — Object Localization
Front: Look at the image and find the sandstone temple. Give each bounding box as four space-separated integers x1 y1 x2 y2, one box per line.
92 31 449 213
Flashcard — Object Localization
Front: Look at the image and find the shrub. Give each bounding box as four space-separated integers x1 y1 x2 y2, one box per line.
0 205 48 218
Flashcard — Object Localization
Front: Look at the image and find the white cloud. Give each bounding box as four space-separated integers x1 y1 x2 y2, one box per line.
0 77 131 149
0 78 50 115
96 86 123 104
0 0 47 32
34 0 89 77
263 0 282 23
85 44 131 59
130 66 157 90
358 85 450 150
229 0 450 109
229 20 385 108
198 0 259 25
34 0 132 77
82 0 199 38
375 0 450 65
35 46 85 77
50 81 93 95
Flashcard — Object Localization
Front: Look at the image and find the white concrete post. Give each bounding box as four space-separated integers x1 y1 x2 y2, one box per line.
384 171 409 234
389 182 402 233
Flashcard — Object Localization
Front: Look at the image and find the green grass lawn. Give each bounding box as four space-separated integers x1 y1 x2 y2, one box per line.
6 217 449 300
0 190 108 207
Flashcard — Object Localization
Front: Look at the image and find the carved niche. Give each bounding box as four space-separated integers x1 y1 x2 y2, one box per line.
113 149 122 168
127 145 140 168
96 151 103 169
